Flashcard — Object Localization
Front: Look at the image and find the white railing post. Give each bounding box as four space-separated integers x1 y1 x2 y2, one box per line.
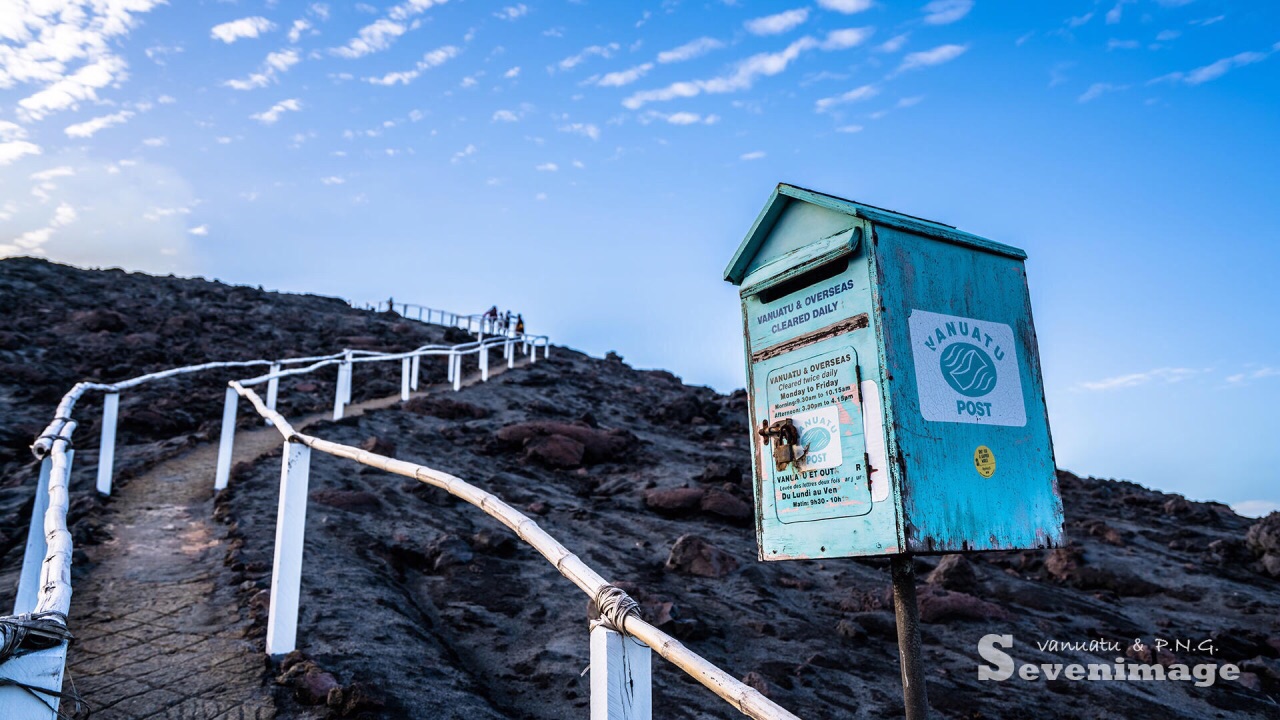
590 626 652 720
480 343 489 382
452 353 462 392
332 362 348 421
530 340 538 364
507 339 515 369
214 387 238 491
265 362 281 426
265 440 311 656
410 353 421 391
401 357 411 401
341 350 353 405
95 392 119 495
544 341 552 358
446 350 455 384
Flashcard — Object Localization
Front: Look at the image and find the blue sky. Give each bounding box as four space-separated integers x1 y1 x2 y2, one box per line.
2 1 1278 514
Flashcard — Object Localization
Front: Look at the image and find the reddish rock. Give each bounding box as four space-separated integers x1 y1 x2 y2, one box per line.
926 554 978 593
644 487 705 513
527 500 550 515
296 667 341 705
742 671 772 698
700 489 752 521
495 421 636 464
1245 513 1280 578
665 534 738 578
359 435 397 457
916 586 1009 623
525 433 585 468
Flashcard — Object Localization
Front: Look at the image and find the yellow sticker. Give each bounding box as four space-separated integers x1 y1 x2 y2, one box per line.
974 445 996 478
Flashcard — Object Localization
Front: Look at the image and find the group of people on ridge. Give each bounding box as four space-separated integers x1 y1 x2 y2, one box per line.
483 306 524 335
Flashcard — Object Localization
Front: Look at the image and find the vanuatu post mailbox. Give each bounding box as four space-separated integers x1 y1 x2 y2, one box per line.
725 184 1063 561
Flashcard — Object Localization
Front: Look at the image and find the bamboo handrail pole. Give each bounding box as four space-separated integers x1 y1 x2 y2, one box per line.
282 430 800 720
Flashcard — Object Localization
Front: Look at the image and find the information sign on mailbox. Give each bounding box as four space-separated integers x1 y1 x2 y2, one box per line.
725 184 1064 561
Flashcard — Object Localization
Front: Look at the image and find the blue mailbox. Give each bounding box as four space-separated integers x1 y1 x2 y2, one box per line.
726 184 1063 561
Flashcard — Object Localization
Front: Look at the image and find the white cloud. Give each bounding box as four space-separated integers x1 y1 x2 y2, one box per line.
642 111 719 125
657 37 724 64
211 17 275 44
188 224 209 236
0 0 161 130
321 176 345 185
142 136 167 147
388 0 448 22
505 66 521 78
158 95 176 104
17 56 128 122
1077 82 1127 102
451 144 476 163
492 109 520 122
922 0 974 25
2 202 77 255
365 45 461 85
1067 12 1094 28
1225 366 1280 385
535 162 558 171
740 151 766 161
1107 39 1140 51
0 153 201 272
1231 500 1280 518
817 0 874 14
558 43 621 71
624 36 823 109
1076 367 1206 391
1185 51 1271 85
494 4 528 21
289 20 313 44
30 166 75 181
224 48 302 90
251 98 302 124
0 133 42 165
822 27 874 51
816 84 879 111
897 44 968 72
836 124 864 133
877 33 909 53
332 19 407 58
745 9 810 36
64 110 135 138
1105 1 1132 25
594 63 654 87
559 123 601 140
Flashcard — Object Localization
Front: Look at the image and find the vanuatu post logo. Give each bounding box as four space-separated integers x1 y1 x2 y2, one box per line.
938 342 998 397
908 309 1027 427
791 406 842 471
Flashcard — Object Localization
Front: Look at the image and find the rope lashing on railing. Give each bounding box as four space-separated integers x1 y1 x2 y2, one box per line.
590 585 642 637
228 379 801 720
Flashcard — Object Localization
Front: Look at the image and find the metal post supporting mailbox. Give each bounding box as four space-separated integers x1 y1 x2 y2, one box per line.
724 183 1065 720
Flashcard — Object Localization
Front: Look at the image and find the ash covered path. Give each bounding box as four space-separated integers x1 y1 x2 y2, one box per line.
63 360 522 719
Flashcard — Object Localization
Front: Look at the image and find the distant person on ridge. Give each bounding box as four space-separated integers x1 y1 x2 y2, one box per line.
515 314 525 334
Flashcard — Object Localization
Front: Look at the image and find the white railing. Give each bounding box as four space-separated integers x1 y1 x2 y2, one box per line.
361 300 531 340
1 300 802 720
1 304 548 719
226 369 799 720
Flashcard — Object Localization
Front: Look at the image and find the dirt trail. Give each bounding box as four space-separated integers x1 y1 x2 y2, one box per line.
63 358 526 719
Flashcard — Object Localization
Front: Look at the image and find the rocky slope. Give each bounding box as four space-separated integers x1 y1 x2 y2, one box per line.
2 257 1278 719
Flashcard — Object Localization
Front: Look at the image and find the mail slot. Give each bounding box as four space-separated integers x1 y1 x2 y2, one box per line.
725 183 1064 560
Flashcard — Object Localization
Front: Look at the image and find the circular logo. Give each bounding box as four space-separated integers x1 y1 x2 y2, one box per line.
974 445 996 478
800 426 831 452
939 342 997 397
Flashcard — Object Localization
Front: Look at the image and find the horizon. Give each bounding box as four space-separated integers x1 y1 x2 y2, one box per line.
1 0 1277 516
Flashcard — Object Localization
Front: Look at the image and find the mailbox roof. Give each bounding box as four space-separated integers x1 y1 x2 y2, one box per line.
724 183 1028 285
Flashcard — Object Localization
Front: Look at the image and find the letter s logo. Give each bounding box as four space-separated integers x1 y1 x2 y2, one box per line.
978 634 1015 681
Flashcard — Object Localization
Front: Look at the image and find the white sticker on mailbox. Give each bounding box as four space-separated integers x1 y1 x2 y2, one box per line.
908 309 1026 427
791 405 843 471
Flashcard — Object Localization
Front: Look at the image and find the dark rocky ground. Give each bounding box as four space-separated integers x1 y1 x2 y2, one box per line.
2 257 1279 719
